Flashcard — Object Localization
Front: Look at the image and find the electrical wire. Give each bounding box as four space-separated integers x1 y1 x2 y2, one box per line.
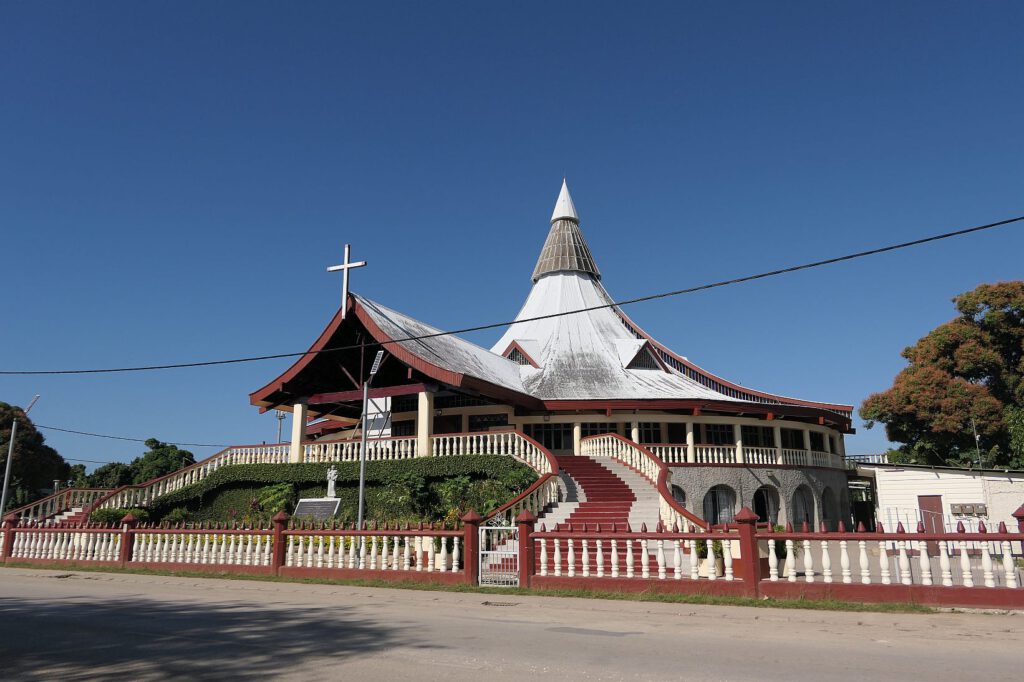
35 424 231 448
2 213 1021 376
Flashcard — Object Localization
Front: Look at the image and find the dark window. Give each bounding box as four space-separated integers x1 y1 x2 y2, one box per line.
809 432 825 452
741 425 774 448
581 422 616 437
666 423 687 443
703 485 736 524
701 424 734 446
507 348 531 366
522 423 573 451
468 413 508 432
435 394 492 409
780 428 804 450
391 420 415 437
627 349 660 370
392 396 418 413
638 422 661 444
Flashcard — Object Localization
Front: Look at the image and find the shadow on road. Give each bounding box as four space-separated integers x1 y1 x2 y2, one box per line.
0 579 421 680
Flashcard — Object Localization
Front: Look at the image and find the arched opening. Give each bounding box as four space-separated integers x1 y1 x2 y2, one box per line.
671 485 687 508
791 485 815 529
821 488 837 531
752 485 780 526
702 485 736 525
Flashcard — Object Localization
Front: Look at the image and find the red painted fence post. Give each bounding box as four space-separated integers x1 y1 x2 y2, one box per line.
119 513 139 567
2 514 17 563
734 506 760 598
516 510 537 589
461 510 482 586
272 511 290 576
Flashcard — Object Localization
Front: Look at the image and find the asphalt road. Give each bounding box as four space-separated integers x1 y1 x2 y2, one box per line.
0 568 1019 681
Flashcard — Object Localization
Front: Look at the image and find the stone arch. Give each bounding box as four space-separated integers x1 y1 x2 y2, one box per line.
791 485 815 529
702 484 737 525
752 485 780 526
670 484 687 509
821 487 838 531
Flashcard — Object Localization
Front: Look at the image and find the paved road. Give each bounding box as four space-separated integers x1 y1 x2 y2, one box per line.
0 568 1019 681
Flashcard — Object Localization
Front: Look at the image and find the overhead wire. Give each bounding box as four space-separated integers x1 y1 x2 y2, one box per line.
1 213 1021 376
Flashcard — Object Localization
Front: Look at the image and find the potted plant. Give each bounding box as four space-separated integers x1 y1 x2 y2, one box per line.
695 538 724 577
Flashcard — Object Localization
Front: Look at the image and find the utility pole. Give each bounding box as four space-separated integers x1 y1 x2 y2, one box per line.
275 410 286 444
356 350 385 531
971 417 982 468
1 395 40 516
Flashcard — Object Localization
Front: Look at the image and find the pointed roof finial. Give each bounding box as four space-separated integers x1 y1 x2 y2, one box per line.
532 179 600 282
550 178 579 223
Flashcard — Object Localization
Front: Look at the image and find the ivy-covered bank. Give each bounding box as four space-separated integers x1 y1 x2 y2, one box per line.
121 456 536 526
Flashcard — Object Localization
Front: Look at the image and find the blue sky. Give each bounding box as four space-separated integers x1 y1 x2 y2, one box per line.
2 1 1022 468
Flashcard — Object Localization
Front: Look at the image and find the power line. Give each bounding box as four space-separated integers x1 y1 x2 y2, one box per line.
35 424 230 448
3 213 1021 376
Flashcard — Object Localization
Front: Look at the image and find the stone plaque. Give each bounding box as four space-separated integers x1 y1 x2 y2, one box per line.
293 498 340 521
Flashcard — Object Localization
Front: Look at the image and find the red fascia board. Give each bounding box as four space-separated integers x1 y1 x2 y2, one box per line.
542 399 852 430
613 307 853 414
308 383 428 405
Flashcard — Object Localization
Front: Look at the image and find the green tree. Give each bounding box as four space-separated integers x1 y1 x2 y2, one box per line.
0 402 70 511
87 462 134 488
860 281 1024 468
130 439 195 484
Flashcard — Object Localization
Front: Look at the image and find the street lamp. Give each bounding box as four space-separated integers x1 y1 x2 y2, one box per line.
1 395 40 516
356 350 385 530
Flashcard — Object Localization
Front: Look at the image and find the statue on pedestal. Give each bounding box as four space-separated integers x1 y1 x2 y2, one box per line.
326 465 338 499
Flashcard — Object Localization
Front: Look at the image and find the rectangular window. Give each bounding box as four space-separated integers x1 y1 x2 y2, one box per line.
780 428 804 450
468 413 508 432
701 424 735 446
391 420 415 437
666 423 687 443
522 423 573 451
581 422 617 437
392 396 418 413
638 422 662 444
741 425 773 448
809 432 825 452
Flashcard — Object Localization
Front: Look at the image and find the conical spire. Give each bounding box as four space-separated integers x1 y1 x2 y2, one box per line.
532 179 601 282
550 178 578 222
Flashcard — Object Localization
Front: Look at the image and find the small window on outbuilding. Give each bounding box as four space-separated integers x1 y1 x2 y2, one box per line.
507 347 531 366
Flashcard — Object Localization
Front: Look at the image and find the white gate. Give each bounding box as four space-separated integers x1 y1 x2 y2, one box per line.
479 516 518 587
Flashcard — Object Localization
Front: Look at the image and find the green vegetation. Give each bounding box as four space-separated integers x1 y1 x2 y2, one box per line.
861 281 1024 468
145 456 536 525
0 402 70 512
89 507 150 525
78 439 196 488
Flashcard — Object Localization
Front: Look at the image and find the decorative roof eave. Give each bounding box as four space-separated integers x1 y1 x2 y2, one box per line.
612 306 854 418
250 296 544 411
541 398 854 431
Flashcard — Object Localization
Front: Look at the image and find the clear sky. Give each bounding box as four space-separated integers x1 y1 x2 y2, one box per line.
2 1 1022 469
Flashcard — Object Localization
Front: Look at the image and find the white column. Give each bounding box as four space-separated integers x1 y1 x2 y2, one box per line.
822 431 832 453
685 422 695 463
573 422 582 455
460 413 469 433
773 425 783 465
630 421 640 444
417 391 434 457
659 422 668 444
835 434 846 457
289 402 308 463
802 429 811 452
734 423 744 464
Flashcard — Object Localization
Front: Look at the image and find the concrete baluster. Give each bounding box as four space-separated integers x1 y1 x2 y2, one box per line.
673 537 683 580
706 537 718 582
567 538 575 577
802 529 814 583
979 522 995 588
839 533 851 584
785 538 796 583
916 522 932 586
640 534 650 579
553 538 562 577
657 535 667 580
820 528 832 584
722 536 733 581
440 537 449 573
957 522 973 587
896 524 912 586
596 537 605 578
426 535 435 573
403 536 411 571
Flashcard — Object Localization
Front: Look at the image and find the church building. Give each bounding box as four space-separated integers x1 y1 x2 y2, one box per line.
250 181 853 529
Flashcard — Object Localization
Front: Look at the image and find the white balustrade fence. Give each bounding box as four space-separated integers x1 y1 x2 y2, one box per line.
283 531 462 573
131 530 274 567
9 489 109 524
534 529 734 582
431 431 554 474
304 437 417 463
8 528 122 562
759 525 1023 590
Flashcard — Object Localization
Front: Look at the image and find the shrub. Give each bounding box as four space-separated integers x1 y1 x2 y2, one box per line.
89 507 150 526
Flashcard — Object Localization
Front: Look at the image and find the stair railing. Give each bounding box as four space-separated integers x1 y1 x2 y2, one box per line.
580 433 708 531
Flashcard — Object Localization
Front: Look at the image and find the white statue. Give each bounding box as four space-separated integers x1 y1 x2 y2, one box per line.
326 465 338 499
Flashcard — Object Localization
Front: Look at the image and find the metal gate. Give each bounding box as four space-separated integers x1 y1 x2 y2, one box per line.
479 517 519 586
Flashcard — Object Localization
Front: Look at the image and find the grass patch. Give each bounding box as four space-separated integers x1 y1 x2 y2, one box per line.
0 562 934 614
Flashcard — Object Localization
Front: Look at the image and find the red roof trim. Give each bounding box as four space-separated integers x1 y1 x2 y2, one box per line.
500 341 540 369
